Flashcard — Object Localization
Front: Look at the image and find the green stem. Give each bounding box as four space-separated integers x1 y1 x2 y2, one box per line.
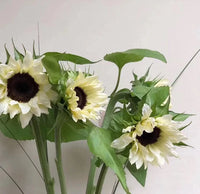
30 117 54 194
55 111 67 194
171 49 200 87
95 164 108 194
86 156 97 194
0 166 24 194
111 68 122 96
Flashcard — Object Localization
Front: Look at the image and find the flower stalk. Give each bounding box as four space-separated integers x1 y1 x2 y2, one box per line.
55 110 67 194
86 157 97 194
30 117 55 194
95 164 108 194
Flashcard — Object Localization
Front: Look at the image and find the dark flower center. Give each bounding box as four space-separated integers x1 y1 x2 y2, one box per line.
7 73 39 103
74 87 87 109
136 127 161 146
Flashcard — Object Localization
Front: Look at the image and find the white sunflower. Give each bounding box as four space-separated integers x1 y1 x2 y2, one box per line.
65 72 107 122
0 51 57 128
111 104 185 169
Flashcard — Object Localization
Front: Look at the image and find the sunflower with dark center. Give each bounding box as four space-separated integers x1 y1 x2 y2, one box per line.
111 104 186 169
65 72 107 122
0 51 57 128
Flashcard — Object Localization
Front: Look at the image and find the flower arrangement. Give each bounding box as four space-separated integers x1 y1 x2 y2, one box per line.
0 43 193 194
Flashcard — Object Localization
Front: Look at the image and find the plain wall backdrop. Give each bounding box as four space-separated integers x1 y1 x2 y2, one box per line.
0 0 200 194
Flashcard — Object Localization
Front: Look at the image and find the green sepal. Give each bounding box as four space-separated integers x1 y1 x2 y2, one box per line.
4 44 10 64
169 111 194 121
104 49 167 70
87 127 130 194
32 41 37 59
126 162 147 187
12 39 24 61
178 122 192 131
174 142 192 147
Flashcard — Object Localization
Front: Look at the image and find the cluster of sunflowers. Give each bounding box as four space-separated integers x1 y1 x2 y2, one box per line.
0 46 190 194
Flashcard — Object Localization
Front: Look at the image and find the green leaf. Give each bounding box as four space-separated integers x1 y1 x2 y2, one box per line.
146 86 169 107
0 106 57 141
104 49 167 70
42 56 62 84
0 115 34 140
169 111 193 121
132 85 151 99
127 162 147 187
44 52 97 65
103 89 131 129
47 111 94 142
87 127 130 194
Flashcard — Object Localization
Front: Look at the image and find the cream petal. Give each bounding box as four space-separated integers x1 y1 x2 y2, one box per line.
0 78 5 85
0 100 8 114
136 159 143 169
129 146 139 164
22 51 33 70
19 103 31 114
37 91 51 107
20 112 33 128
9 100 18 105
9 105 20 118
8 56 17 66
111 133 133 150
142 104 152 119
122 126 133 133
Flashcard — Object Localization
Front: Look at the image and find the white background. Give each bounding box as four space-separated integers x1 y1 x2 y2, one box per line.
0 0 200 194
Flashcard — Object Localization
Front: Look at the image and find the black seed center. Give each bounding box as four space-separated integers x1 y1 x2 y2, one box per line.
7 73 39 103
136 127 161 146
74 87 87 109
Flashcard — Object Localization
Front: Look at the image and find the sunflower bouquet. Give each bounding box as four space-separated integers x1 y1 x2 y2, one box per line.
0 44 192 194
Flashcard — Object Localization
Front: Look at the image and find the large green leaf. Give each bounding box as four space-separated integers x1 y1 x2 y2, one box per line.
87 127 130 193
0 115 34 140
44 52 97 65
127 162 147 187
132 85 151 99
146 86 169 107
104 49 167 70
47 111 94 142
0 105 93 142
42 56 62 84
